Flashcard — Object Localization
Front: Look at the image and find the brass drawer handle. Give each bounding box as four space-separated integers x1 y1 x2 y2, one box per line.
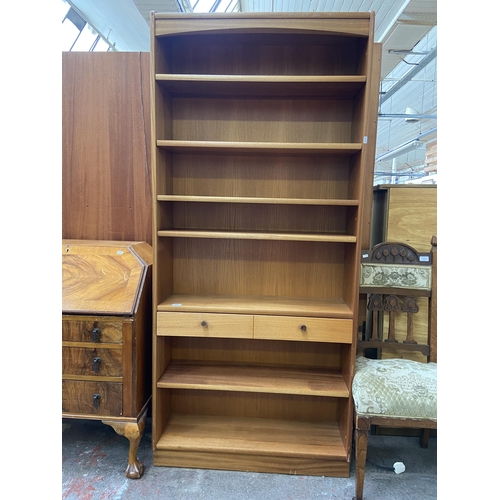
300 325 307 332
201 321 208 328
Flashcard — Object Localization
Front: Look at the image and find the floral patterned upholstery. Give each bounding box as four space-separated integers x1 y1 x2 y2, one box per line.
360 263 432 290
353 357 437 420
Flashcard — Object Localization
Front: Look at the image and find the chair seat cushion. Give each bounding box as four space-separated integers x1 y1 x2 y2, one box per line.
352 357 437 420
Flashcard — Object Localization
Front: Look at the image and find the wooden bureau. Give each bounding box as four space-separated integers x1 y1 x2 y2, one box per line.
62 240 152 478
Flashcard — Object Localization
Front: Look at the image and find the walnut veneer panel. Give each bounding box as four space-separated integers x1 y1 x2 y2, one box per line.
62 318 123 343
62 346 123 378
62 380 122 416
62 52 152 244
62 244 146 315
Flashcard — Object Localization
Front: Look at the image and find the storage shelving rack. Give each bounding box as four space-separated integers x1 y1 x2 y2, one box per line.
150 12 379 477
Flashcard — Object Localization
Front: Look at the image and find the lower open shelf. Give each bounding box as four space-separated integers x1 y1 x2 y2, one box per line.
154 413 349 476
157 361 350 398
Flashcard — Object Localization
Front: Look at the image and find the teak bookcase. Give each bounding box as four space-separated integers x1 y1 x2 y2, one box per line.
150 12 379 477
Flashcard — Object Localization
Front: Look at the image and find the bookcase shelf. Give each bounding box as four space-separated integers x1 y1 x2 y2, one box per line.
156 140 363 155
156 74 367 98
155 414 348 476
157 294 353 318
158 361 350 398
157 229 357 242
157 195 359 205
150 12 378 477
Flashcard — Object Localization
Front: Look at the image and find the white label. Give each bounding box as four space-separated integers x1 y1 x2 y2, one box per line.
362 253 369 258
171 303 182 306
363 136 368 144
419 256 429 262
117 250 124 255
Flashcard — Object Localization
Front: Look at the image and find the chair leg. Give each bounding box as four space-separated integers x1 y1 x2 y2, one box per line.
419 428 430 448
354 415 370 500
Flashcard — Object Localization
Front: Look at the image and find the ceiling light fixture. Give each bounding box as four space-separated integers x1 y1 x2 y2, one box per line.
404 107 420 122
376 140 424 163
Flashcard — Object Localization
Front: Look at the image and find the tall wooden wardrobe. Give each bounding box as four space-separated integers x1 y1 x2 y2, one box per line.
149 12 380 477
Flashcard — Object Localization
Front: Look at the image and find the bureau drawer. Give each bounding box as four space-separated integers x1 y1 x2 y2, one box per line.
62 346 123 377
62 318 123 344
254 315 352 343
62 380 122 416
157 312 253 339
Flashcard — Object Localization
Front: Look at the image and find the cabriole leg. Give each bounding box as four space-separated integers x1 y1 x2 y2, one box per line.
102 411 147 479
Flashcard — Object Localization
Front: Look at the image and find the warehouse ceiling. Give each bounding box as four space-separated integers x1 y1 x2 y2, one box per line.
64 0 438 184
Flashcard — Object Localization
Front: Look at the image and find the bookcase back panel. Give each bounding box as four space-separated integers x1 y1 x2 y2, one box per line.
171 337 343 369
171 239 347 299
172 98 353 143
165 34 366 76
172 203 348 233
172 389 341 422
171 154 351 199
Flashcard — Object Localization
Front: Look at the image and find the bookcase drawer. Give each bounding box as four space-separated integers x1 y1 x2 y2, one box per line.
157 312 253 339
254 315 352 343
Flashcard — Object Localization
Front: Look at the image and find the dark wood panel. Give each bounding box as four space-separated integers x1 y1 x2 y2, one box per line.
62 52 152 244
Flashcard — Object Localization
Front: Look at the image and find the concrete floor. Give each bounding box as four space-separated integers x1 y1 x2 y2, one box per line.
62 418 437 500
